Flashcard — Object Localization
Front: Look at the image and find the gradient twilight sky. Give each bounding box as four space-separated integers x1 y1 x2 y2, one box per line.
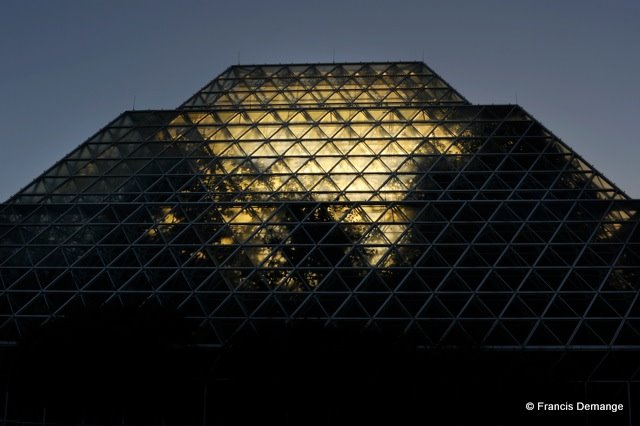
0 0 638 201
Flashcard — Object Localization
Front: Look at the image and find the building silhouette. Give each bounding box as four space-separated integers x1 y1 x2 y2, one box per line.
1 62 638 425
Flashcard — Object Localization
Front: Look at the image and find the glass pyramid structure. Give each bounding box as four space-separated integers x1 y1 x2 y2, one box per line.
0 62 639 424
2 62 639 347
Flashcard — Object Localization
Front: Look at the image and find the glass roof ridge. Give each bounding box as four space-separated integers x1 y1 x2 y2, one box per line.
178 62 471 109
509 104 631 200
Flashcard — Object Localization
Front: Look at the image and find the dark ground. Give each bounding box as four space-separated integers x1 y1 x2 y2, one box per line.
0 305 636 425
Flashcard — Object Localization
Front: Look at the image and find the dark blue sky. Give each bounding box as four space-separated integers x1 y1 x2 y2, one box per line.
1 0 638 200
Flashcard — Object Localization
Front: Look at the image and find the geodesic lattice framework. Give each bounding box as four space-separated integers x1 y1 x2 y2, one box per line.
1 62 639 353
